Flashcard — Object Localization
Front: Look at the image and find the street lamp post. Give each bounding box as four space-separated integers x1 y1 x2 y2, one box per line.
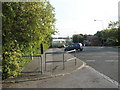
94 19 104 46
94 20 104 30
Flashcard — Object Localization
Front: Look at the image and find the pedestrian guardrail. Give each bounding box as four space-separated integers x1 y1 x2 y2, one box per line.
22 55 43 74
44 50 77 71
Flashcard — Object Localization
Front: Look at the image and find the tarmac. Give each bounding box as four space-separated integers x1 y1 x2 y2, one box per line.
3 48 85 87
2 48 119 88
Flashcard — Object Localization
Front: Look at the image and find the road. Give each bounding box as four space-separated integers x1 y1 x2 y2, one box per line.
75 46 118 82
3 47 119 88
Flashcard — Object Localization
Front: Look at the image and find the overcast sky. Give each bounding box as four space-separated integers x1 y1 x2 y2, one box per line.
49 0 119 37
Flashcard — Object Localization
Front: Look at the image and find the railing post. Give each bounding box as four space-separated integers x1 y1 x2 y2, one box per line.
45 53 46 71
30 54 32 60
74 50 76 65
63 53 65 70
38 56 40 73
40 55 42 74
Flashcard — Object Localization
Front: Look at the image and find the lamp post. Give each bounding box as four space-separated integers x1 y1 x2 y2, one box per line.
94 19 104 46
94 20 104 30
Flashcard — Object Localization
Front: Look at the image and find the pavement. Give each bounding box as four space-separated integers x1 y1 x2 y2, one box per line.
3 48 85 87
8 66 118 88
2 48 119 88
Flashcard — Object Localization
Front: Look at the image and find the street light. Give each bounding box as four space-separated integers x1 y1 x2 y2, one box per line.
94 19 104 46
94 20 104 30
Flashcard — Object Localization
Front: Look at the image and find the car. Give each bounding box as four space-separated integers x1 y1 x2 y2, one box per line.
64 43 83 51
58 44 64 48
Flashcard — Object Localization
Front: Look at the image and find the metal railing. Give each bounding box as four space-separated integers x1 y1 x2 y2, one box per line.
22 55 43 74
44 50 77 71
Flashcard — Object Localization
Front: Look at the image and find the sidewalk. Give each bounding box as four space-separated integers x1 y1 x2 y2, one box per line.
2 48 119 88
3 48 84 87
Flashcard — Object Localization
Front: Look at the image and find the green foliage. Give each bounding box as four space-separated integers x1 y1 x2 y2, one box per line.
2 1 56 79
72 34 84 43
95 21 118 46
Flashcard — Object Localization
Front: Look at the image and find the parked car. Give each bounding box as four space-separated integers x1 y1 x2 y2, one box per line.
58 44 64 48
64 43 83 51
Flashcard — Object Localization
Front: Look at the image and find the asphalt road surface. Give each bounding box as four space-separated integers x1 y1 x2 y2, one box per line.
5 47 119 88
75 46 118 82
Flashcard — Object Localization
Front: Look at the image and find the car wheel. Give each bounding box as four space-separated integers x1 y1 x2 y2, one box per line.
80 49 83 51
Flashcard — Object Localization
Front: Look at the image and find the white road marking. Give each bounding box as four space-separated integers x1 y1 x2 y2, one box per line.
66 57 76 61
66 50 76 53
85 60 118 63
105 60 118 62
86 65 119 87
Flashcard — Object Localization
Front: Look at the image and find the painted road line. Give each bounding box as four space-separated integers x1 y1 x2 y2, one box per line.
86 60 96 62
76 62 86 70
66 57 76 62
66 50 76 53
86 65 119 87
105 60 118 62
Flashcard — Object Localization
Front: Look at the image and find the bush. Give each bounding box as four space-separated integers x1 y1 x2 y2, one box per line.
2 1 56 79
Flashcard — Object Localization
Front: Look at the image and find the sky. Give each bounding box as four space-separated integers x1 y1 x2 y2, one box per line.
49 0 119 37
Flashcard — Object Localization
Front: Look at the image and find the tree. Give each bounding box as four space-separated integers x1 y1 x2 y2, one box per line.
72 34 84 43
95 21 118 46
108 21 118 29
2 1 56 79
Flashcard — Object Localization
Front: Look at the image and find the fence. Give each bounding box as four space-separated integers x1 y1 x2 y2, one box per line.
22 55 43 74
44 50 77 71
